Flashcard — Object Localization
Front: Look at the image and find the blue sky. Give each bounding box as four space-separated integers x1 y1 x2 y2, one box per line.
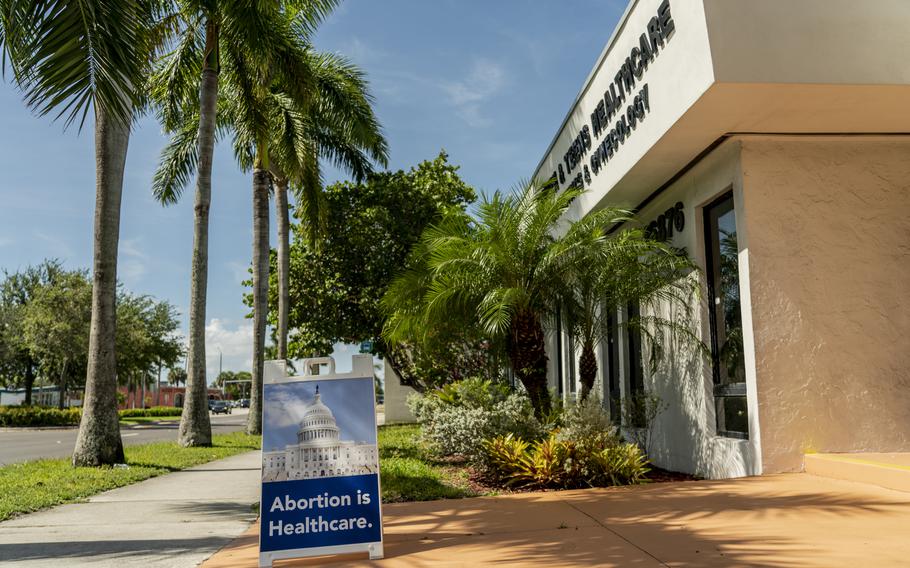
0 0 625 378
263 378 377 451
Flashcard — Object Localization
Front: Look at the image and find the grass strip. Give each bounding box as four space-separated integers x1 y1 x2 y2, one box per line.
0 431 260 521
118 416 181 425
378 424 479 502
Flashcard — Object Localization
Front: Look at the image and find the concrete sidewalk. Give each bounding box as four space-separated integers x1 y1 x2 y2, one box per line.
0 450 262 568
203 473 910 567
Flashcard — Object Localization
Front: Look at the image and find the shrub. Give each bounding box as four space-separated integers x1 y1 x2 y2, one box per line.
481 433 650 489
421 393 546 460
556 395 618 448
0 406 81 427
118 406 182 418
408 378 546 461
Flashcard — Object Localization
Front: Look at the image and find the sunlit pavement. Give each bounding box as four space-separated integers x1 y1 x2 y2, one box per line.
202 472 910 567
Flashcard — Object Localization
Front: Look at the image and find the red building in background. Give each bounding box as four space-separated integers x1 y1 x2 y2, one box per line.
118 385 225 410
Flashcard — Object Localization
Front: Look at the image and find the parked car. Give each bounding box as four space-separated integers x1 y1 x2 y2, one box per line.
239 398 250 408
209 399 231 414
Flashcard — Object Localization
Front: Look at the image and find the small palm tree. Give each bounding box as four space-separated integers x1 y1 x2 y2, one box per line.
1 1 162 466
559 224 699 400
386 182 619 418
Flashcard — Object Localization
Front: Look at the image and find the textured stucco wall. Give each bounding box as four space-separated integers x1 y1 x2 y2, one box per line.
382 360 417 424
740 136 910 472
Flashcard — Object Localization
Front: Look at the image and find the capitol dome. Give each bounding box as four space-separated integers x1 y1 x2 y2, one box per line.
297 385 340 445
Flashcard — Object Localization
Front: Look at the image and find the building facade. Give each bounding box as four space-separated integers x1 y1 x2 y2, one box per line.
538 0 910 478
262 386 379 482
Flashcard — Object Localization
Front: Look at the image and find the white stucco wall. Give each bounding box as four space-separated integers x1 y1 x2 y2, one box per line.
382 360 417 424
739 136 910 473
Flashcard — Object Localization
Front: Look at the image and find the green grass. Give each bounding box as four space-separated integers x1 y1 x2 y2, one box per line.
378 424 480 502
119 416 181 426
0 431 260 521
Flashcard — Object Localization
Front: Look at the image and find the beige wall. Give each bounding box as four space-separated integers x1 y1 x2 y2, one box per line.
740 136 910 472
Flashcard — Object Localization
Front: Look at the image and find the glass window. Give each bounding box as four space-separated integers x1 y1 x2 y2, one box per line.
704 192 749 439
626 302 645 427
568 333 577 394
556 309 564 396
605 311 621 424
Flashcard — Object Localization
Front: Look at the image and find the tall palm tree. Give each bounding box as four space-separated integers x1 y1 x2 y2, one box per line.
385 182 619 418
272 51 388 363
1 1 161 466
151 0 339 446
560 223 699 400
153 39 385 435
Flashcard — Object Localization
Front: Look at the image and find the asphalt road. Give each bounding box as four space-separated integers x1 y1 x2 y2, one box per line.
0 409 250 466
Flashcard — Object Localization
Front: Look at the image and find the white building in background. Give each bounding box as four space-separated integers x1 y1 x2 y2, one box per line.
262 385 378 482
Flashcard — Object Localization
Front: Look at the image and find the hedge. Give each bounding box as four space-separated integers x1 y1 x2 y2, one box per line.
0 405 183 427
118 406 182 418
0 406 81 427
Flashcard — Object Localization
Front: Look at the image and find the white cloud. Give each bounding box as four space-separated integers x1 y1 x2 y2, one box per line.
263 385 310 431
226 260 251 284
34 231 73 259
441 58 506 128
205 318 254 380
119 238 149 284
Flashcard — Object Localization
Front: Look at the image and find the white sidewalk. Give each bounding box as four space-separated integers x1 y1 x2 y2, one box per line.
0 451 262 567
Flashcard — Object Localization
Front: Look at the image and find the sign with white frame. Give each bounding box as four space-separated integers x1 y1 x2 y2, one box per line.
258 355 383 566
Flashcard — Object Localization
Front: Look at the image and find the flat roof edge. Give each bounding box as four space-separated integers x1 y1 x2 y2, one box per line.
530 0 641 181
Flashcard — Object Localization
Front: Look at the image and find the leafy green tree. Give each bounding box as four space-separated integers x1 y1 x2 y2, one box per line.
214 370 251 399
151 0 340 446
0 260 65 403
1 0 163 465
116 293 183 408
168 367 188 388
264 153 476 377
384 183 627 418
21 270 92 409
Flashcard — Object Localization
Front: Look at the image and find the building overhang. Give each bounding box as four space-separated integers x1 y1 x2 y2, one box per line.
534 0 910 218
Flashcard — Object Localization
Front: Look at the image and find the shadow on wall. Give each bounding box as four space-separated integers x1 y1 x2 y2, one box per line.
643 271 758 479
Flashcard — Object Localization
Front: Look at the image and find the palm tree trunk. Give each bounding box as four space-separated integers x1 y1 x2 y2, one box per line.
72 106 128 466
275 178 290 361
248 166 270 435
508 308 551 419
178 19 218 447
579 338 598 400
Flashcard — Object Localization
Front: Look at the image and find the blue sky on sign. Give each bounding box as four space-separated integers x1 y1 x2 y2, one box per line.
0 0 626 379
262 377 377 452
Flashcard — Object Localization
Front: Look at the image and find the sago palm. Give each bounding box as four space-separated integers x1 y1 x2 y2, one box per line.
1 0 163 466
389 182 620 418
150 0 339 446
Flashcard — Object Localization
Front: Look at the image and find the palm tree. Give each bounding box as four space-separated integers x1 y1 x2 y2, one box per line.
560 223 699 400
386 182 619 418
1 1 160 466
271 51 388 362
150 0 340 446
153 28 385 436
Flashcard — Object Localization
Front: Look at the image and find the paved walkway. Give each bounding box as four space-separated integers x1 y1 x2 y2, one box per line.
0 451 262 568
203 473 910 568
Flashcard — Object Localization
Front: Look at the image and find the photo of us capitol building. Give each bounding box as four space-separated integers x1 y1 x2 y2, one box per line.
262 385 378 482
